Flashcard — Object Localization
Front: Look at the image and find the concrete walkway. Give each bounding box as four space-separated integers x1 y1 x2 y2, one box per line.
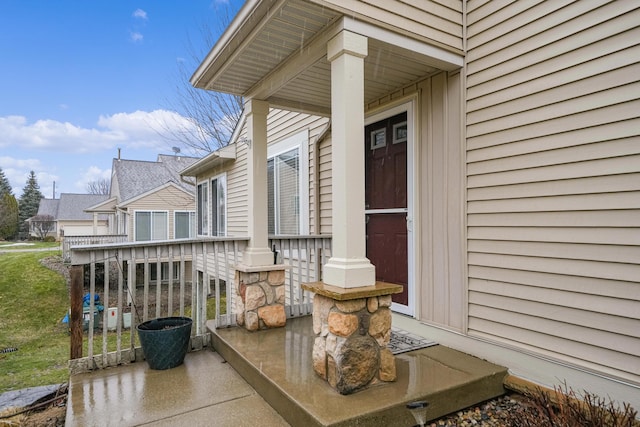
66 350 290 427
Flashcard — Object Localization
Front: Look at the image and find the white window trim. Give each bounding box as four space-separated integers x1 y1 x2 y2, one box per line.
210 172 227 237
267 129 310 235
133 210 169 241
174 210 196 239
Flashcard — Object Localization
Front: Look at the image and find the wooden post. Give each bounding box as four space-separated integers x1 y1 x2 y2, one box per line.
70 264 83 360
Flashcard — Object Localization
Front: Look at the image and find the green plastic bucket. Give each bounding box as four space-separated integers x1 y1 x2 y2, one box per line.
137 317 192 370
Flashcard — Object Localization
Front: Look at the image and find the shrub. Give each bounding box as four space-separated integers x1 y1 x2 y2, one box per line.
508 383 639 427
43 235 56 242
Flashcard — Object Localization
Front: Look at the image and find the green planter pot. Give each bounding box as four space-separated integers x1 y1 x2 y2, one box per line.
137 317 192 370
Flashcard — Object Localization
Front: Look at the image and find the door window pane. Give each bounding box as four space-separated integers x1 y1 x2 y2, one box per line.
211 175 226 236
197 182 209 235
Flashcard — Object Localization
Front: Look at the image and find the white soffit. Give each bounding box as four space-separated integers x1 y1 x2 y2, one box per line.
193 0 464 114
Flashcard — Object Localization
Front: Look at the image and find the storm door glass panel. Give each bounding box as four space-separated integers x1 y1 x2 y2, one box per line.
268 148 300 234
152 212 168 240
135 212 151 241
211 176 226 236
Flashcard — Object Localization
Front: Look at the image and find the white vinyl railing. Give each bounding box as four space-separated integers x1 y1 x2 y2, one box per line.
68 235 331 372
270 235 332 318
62 234 127 263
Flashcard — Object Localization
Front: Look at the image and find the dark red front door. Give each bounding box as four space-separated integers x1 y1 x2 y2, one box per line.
365 112 408 305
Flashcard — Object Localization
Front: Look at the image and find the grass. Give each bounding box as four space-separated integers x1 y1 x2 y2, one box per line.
0 250 70 393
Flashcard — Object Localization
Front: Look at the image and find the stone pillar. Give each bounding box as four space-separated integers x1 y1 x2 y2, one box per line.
323 30 376 288
235 265 288 331
302 281 402 394
243 98 275 267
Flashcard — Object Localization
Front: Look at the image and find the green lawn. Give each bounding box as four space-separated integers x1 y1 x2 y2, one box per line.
0 250 70 393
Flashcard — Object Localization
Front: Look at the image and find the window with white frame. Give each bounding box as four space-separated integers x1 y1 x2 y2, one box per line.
196 174 227 236
134 211 168 241
174 211 196 239
197 181 208 235
210 174 226 236
267 130 309 235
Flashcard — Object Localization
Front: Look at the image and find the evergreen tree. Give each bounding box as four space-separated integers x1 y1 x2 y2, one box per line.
0 192 19 240
18 171 44 238
0 167 11 197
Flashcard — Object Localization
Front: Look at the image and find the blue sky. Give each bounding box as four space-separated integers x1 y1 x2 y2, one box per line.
0 0 242 198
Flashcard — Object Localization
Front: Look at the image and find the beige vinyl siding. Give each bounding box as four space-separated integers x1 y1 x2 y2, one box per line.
313 0 463 53
125 186 195 241
466 1 640 382
416 71 466 331
317 134 332 235
211 109 330 237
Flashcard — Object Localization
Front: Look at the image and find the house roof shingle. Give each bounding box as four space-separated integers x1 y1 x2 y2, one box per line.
112 155 198 203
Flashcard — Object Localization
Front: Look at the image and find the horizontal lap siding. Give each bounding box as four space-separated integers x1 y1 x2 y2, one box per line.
315 0 463 53
466 0 640 382
225 109 329 236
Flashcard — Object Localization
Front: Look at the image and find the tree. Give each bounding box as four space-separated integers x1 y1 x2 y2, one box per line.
86 178 110 195
159 9 243 155
30 214 56 240
0 167 12 197
18 171 44 239
0 192 18 240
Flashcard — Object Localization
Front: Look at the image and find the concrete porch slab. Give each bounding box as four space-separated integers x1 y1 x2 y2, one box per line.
66 350 289 427
210 315 508 427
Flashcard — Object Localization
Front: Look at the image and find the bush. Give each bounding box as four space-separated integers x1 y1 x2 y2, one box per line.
43 235 56 242
508 383 639 427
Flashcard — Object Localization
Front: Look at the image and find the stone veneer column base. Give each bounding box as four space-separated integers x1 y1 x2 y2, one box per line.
301 281 403 395
235 264 289 332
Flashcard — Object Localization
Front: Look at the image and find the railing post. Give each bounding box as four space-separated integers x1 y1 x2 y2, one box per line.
70 264 83 359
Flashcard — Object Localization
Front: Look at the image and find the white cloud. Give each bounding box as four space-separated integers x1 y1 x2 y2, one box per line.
0 110 194 154
0 156 59 198
75 165 112 192
132 9 148 20
130 31 143 42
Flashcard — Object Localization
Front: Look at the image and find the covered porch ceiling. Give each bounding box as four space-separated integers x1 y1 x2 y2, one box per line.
192 0 463 116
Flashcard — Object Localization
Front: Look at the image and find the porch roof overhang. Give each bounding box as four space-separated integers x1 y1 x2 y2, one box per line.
191 0 464 116
84 197 117 214
180 143 237 177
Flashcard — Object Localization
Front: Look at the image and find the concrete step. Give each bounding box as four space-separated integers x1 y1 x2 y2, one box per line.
209 316 508 427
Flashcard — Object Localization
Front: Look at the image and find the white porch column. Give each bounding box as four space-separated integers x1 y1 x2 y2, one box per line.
242 98 274 267
323 30 375 288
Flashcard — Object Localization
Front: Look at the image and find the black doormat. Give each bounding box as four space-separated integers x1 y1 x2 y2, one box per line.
388 327 437 355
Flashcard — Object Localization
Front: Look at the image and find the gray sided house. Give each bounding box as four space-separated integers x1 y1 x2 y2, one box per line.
187 0 640 410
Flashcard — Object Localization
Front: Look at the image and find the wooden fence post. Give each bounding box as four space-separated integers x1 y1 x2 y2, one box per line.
70 264 83 360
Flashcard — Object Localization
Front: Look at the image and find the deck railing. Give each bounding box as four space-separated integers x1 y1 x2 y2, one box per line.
269 235 332 318
68 235 331 372
62 234 127 263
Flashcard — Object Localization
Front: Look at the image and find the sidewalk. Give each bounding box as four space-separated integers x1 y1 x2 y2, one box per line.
66 349 289 427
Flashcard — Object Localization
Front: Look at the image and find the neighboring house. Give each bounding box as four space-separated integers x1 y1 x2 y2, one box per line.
187 0 640 409
30 194 109 240
87 154 199 242
86 154 200 282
